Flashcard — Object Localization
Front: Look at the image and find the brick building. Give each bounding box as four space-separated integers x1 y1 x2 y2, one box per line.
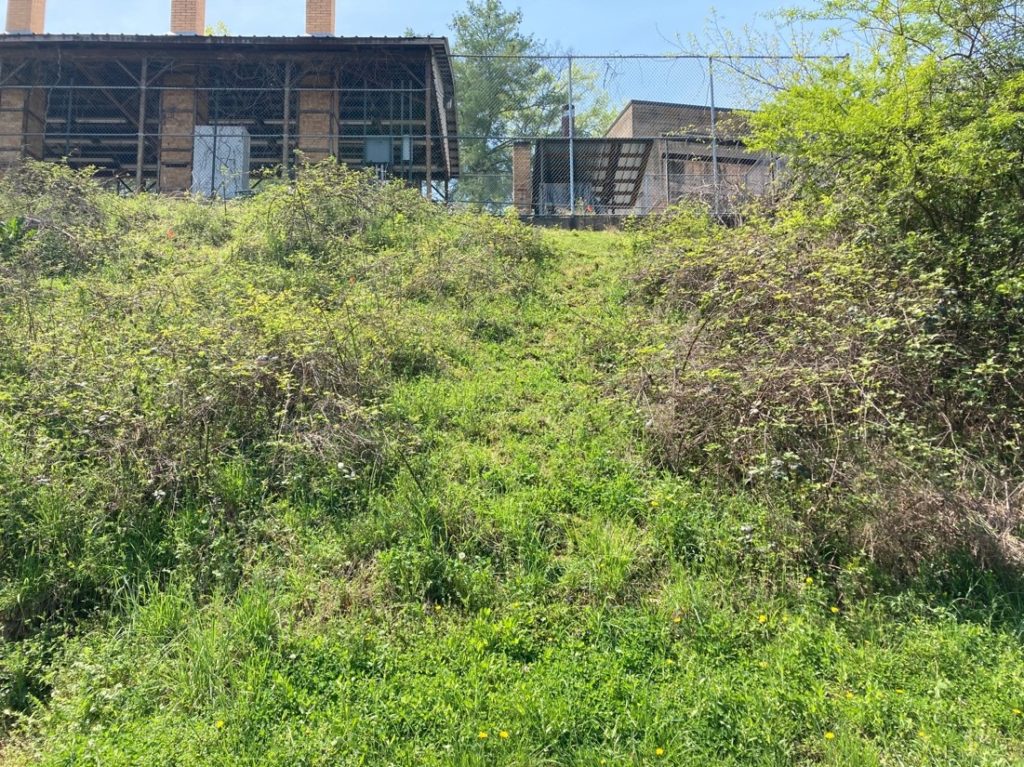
513 100 775 217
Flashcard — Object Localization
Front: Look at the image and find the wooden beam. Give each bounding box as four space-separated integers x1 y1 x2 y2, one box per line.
430 50 451 179
135 57 148 192
282 60 292 177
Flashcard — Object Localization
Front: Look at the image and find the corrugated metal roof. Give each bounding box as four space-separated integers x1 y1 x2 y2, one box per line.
0 34 450 46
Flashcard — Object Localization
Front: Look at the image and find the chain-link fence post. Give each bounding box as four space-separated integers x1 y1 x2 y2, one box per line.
568 53 575 216
709 56 720 218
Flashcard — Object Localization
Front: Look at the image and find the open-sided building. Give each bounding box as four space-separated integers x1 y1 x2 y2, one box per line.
0 0 459 196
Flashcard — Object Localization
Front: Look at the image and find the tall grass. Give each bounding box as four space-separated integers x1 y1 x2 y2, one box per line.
0 167 1021 766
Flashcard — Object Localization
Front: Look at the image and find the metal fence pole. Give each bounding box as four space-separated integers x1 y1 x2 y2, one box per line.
568 53 575 216
709 56 720 218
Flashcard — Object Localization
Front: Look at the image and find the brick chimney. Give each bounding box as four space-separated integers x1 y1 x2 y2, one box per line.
6 0 46 34
306 0 335 36
170 0 206 35
561 104 575 137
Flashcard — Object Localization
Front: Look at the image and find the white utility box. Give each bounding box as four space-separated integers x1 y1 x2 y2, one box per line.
192 125 251 198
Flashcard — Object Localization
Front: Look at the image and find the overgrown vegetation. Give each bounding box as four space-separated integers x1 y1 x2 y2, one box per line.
0 163 546 731
1 1 1023 762
629 0 1023 581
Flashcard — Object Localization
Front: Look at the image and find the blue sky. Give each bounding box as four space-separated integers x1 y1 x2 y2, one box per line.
5 0 794 54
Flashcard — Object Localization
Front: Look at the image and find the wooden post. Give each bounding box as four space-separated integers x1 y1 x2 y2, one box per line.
136 58 148 192
282 61 292 177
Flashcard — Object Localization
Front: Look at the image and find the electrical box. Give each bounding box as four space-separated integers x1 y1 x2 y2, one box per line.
192 125 251 198
364 137 392 165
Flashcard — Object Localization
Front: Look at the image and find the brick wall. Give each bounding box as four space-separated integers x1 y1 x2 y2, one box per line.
306 0 335 36
0 88 45 164
297 75 338 162
171 0 206 34
512 142 533 214
6 0 46 34
159 73 208 191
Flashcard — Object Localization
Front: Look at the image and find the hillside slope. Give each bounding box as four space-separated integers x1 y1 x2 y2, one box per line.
1 168 1022 766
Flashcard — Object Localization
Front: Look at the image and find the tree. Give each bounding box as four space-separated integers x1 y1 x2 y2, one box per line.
204 20 231 36
751 0 1024 462
450 0 617 207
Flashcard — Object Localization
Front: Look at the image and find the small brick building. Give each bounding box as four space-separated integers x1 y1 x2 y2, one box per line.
513 100 775 217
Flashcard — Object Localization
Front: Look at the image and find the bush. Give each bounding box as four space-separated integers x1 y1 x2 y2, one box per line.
0 162 115 277
627 0 1024 580
0 161 546 646
629 201 1022 577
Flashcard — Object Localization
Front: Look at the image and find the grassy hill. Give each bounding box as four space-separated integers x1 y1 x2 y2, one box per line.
0 164 1021 765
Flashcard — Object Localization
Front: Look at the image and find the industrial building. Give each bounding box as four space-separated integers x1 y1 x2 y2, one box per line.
0 0 459 196
513 100 776 217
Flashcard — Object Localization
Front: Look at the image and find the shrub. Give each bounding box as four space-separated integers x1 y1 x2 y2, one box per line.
627 0 1024 579
0 162 545 646
629 202 1022 578
0 162 114 277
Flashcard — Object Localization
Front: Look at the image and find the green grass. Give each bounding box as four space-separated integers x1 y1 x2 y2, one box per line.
2 200 1023 766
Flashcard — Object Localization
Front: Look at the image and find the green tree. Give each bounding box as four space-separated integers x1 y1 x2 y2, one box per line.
751 0 1024 461
450 0 617 207
204 20 231 36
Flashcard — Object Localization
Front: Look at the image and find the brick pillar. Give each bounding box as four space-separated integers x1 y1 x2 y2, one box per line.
159 73 208 191
171 0 206 34
0 87 46 165
5 0 46 34
513 141 534 215
306 0 335 36
297 75 337 162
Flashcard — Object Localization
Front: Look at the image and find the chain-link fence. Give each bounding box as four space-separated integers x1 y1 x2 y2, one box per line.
0 43 457 196
0 44 818 216
451 54 793 217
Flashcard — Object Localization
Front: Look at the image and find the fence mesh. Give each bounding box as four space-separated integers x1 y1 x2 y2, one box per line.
450 54 788 215
0 51 810 214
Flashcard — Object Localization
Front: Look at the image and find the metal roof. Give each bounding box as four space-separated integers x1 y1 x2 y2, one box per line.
0 33 452 48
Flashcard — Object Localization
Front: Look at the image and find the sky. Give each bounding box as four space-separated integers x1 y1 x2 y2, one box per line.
2 0 797 54
2 0 830 108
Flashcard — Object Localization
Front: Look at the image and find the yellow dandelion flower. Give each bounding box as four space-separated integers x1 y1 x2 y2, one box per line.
672 615 682 624
655 747 666 756
665 658 675 665
478 731 489 739
805 576 814 585
824 731 836 740
758 614 768 624
499 730 510 739
830 606 840 614
918 730 928 739
845 691 854 700
215 720 225 729
1013 708 1022 716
